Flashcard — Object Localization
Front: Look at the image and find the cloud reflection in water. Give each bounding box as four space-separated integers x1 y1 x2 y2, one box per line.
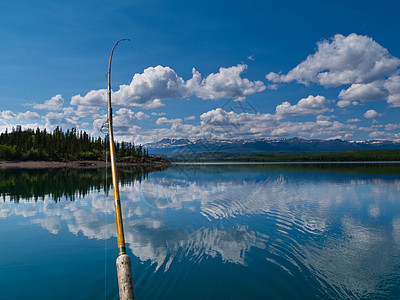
1 164 400 298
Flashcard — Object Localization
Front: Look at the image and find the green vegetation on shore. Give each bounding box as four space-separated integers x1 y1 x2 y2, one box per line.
0 126 162 163
167 149 400 162
237 149 400 162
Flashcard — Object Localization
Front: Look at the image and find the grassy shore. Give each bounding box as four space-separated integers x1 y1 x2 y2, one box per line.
166 149 400 163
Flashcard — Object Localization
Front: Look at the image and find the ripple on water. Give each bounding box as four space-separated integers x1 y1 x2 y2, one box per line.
131 170 400 299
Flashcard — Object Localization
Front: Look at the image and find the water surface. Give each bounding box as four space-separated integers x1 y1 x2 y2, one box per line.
0 163 399 299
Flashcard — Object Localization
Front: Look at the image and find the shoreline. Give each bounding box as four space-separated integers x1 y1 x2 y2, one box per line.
0 160 171 169
174 161 400 165
1 160 399 169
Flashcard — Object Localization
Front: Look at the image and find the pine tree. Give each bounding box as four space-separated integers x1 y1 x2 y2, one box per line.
0 126 157 162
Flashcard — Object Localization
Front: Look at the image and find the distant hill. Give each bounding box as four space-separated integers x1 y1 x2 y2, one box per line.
144 137 400 156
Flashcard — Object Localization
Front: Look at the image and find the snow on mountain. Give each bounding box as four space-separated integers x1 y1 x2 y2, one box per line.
144 137 400 155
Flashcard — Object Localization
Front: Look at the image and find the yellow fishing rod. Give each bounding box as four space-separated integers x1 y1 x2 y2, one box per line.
107 39 135 300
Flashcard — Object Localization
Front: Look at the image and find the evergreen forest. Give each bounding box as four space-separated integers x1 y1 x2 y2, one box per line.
0 126 149 161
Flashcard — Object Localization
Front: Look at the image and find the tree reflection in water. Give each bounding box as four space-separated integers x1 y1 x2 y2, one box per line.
0 165 168 202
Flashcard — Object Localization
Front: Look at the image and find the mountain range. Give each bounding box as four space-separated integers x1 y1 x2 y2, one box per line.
144 137 400 156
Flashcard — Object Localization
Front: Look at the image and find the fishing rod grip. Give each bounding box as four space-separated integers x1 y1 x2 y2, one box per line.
116 254 135 300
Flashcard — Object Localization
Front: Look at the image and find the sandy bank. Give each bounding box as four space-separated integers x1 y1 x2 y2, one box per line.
0 160 171 169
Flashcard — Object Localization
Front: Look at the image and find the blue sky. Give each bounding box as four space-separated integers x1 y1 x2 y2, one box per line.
1 0 400 144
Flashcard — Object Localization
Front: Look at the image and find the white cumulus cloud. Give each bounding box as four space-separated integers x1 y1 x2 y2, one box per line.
347 118 361 123
70 89 108 107
92 108 148 133
188 64 266 100
44 112 77 129
70 64 266 109
384 75 400 107
71 66 188 109
156 117 183 125
184 116 196 121
339 81 386 102
336 100 359 108
17 111 41 121
275 95 332 116
266 33 400 87
114 108 149 127
113 66 190 107
33 94 64 110
363 109 382 119
200 108 279 127
1 110 40 122
1 110 16 121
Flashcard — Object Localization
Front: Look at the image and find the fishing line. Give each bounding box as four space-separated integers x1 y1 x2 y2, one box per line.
131 39 162 65
101 122 109 300
104 133 108 300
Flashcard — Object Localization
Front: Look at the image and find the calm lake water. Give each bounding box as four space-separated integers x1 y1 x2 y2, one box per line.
1 163 400 299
